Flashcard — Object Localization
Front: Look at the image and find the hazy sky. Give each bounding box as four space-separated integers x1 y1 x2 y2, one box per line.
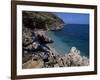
54 12 89 24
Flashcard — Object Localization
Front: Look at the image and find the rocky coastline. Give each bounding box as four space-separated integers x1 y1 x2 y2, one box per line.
22 11 89 69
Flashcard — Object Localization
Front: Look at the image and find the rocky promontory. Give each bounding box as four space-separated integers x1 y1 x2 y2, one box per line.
23 11 64 30
22 11 89 69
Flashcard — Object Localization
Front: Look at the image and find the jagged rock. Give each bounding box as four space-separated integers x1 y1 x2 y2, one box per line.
23 46 89 68
64 47 89 66
37 34 53 44
22 27 54 64
22 11 89 68
32 54 40 61
57 58 65 67
22 11 64 65
22 26 34 47
70 46 80 55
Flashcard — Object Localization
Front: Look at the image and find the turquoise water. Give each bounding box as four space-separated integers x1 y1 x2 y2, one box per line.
47 24 89 57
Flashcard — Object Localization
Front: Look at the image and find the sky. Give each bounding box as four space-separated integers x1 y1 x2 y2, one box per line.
54 12 89 24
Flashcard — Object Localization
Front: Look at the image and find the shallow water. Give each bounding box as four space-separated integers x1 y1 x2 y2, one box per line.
47 24 89 57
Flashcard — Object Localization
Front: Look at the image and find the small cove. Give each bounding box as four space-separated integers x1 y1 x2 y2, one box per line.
47 24 89 57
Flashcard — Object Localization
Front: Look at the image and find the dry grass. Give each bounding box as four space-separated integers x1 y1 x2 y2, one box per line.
22 59 44 69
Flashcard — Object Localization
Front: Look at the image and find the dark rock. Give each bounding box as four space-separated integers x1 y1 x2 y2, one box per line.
37 34 53 44
22 11 64 30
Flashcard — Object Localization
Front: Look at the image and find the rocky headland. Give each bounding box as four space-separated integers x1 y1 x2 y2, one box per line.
22 11 89 69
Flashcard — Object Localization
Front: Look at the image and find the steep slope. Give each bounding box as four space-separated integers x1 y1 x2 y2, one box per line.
22 11 64 30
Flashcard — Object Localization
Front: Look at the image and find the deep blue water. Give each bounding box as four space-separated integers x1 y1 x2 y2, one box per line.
47 24 89 57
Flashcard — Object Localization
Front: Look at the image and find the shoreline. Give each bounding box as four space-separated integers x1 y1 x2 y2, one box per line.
46 24 89 58
22 29 89 69
22 11 89 69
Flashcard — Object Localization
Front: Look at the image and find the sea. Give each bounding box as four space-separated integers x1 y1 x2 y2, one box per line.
47 24 89 57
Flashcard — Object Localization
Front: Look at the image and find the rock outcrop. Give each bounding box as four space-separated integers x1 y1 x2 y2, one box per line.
22 11 89 69
22 47 89 68
22 26 54 63
22 11 64 64
64 47 89 66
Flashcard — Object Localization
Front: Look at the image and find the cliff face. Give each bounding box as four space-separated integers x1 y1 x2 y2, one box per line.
22 11 64 64
22 11 64 30
22 27 54 63
22 11 89 69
